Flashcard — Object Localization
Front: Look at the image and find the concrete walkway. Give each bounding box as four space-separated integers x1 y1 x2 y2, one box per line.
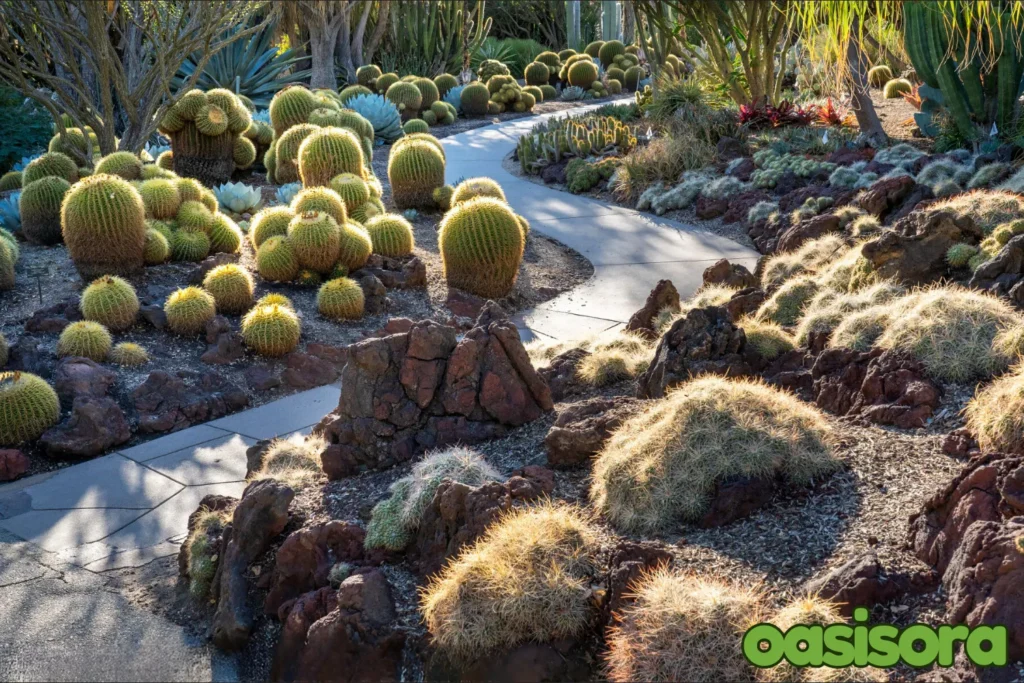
0 107 756 681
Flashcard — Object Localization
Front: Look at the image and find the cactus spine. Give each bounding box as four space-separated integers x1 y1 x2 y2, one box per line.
164 287 217 336
298 127 365 187
80 275 140 331
241 304 301 357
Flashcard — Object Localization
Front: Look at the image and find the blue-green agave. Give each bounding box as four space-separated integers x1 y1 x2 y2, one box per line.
214 182 262 214
0 192 20 232
560 86 586 101
274 182 302 207
443 85 466 115
344 94 403 143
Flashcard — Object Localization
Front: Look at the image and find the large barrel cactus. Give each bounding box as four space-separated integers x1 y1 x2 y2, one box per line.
438 196 525 298
272 123 320 185
288 211 342 274
241 303 301 357
269 85 321 137
61 174 147 277
388 138 446 209
0 372 60 446
20 177 71 246
297 127 365 187
162 88 254 185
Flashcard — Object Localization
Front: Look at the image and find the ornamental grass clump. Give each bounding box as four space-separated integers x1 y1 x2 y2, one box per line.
755 275 821 326
590 376 838 532
420 502 600 661
366 447 499 551
575 331 655 387
794 282 906 345
0 372 61 446
252 435 325 491
966 360 1024 453
760 234 849 291
738 319 796 360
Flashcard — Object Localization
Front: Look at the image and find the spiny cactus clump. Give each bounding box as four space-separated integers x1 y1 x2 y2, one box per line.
61 174 147 278
288 211 342 274
439 196 525 298
451 177 507 206
365 214 415 257
294 269 321 287
329 173 370 213
291 187 347 224
163 88 254 184
241 303 301 357
947 243 979 268
110 342 149 367
249 208 293 251
20 176 71 246
80 275 139 331
269 87 321 136
433 73 458 97
432 185 455 212
143 229 170 264
95 152 143 181
0 171 21 192
47 127 94 161
385 82 424 119
57 321 112 361
868 65 893 88
403 119 430 135
169 228 209 263
140 163 175 182
23 152 79 185
202 264 254 314
0 372 61 446
413 78 440 109
524 61 550 87
460 83 491 117
139 178 181 220
388 138 446 209
256 235 300 282
477 58 510 83
177 200 214 232
375 73 399 94
298 127 365 188
356 64 382 89
164 286 216 336
335 221 374 271
317 277 365 320
883 78 913 99
209 214 243 254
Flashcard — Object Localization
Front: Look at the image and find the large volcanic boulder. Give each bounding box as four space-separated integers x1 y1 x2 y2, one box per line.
315 311 553 479
624 279 679 340
777 213 843 254
702 259 758 290
545 396 646 468
856 175 920 222
811 348 941 428
132 370 249 434
636 306 762 399
860 208 982 286
969 234 1024 308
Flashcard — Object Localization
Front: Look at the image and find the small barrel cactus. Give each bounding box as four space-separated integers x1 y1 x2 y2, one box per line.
80 275 140 331
61 174 147 278
209 214 243 254
47 128 94 161
460 83 490 117
0 372 61 446
624 65 644 91
295 269 322 287
356 64 382 89
273 123 320 185
336 221 374 271
524 61 550 86
433 185 455 211
203 263 254 313
365 214 415 257
170 229 211 262
269 86 321 136
143 229 170 264
568 60 599 89
438 196 525 298
434 73 458 97
317 277 365 320
20 176 70 246
291 187 347 225
288 211 342 274
177 200 214 232
329 173 370 213
23 152 78 185
598 40 625 68
256 235 300 282
250 206 295 248
388 138 446 210
0 171 21 192
298 127 366 188
451 177 507 206
868 65 893 88
241 303 301 357
257 292 294 309
110 342 149 367
164 286 217 336
385 82 424 119
95 152 143 181
139 178 182 220
375 73 399 94
403 119 430 135
57 321 113 361
883 78 913 99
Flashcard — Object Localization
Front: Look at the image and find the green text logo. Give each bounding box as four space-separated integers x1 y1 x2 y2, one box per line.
743 608 1007 669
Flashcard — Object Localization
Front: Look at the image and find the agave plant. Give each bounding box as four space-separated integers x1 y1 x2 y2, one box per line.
173 22 311 109
443 85 467 115
0 192 21 232
12 155 39 173
142 140 171 163
560 86 587 102
275 182 302 207
345 94 403 143
251 109 271 125
214 182 262 214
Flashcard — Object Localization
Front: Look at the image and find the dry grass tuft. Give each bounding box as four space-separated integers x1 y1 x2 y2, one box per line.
655 285 740 334
605 569 764 683
828 305 894 351
794 282 905 345
420 502 600 660
814 243 879 294
527 330 655 386
929 189 1024 234
761 235 849 291
254 435 325 491
756 275 820 326
739 319 795 359
965 363 1024 453
590 376 838 533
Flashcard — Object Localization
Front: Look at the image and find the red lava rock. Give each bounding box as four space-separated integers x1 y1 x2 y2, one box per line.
177 494 238 577
722 190 772 225
804 553 905 617
856 175 918 221
39 396 130 458
264 521 366 616
508 465 555 498
356 273 388 314
536 348 590 402
52 357 116 401
811 348 940 428
702 259 758 289
861 209 982 286
132 370 249 434
245 366 282 392
271 587 337 683
603 541 673 621
212 479 294 650
545 396 646 468
363 255 427 290
366 318 415 339
624 279 679 340
725 287 766 320
0 449 29 482
201 333 245 365
636 306 762 400
305 343 349 372
444 289 489 319
205 315 232 344
25 299 81 334
943 428 978 457
777 213 843 253
727 157 756 182
315 314 552 478
828 147 875 165
699 475 778 527
281 352 340 390
694 195 728 220
447 639 593 682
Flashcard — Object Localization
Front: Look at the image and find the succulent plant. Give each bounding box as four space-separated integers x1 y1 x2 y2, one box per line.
256 235 300 282
336 221 374 271
80 275 139 331
164 286 217 336
438 196 525 298
623 65 644 91
867 65 893 88
249 206 295 248
298 127 365 188
344 94 403 143
375 73 399 94
883 78 913 99
95 152 143 181
385 82 424 120
214 182 262 214
403 119 430 135
273 123 320 185
61 174 147 278
110 342 149 367
257 293 294 309
156 150 175 171
57 321 112 361
138 178 182 220
167 88 254 185
269 86 321 136
413 78 440 110
433 73 458 97
477 58 510 83
291 187 347 225
20 177 70 246
143 228 171 264
365 214 415 257
203 263 254 313
443 85 466 116
0 240 14 291
175 177 204 203
0 192 21 233
47 127 94 162
209 214 243 254
329 173 370 213
170 229 211 262
349 196 385 225
356 64 382 89
176 200 213 233
293 269 321 287
0 372 61 446
241 303 301 357
23 152 79 185
287 211 342 274
388 138 446 210
460 83 491 117
0 171 22 192
275 182 302 207
451 177 506 206
317 277 365 320
559 85 586 101
523 61 550 87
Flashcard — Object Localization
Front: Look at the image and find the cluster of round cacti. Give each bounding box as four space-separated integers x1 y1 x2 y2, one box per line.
0 372 61 446
486 75 537 114
136 175 243 265
751 150 838 190
438 190 526 299
477 59 510 84
388 134 446 209
867 65 894 88
158 88 256 185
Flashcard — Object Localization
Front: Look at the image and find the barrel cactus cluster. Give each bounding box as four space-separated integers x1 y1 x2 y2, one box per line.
159 88 257 185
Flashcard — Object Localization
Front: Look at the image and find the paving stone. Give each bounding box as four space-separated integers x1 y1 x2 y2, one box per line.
145 434 255 486
118 424 233 462
0 507 148 552
208 385 340 440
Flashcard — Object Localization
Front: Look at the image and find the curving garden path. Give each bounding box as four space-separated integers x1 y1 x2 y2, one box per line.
0 106 756 680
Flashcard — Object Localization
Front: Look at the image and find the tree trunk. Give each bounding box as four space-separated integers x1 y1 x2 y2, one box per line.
847 18 889 147
307 15 342 90
623 1 634 44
